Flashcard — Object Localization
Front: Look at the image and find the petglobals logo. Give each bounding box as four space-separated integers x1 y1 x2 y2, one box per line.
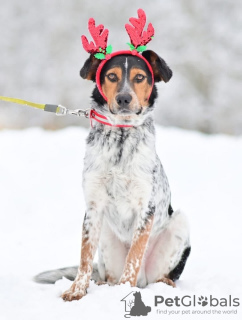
154 295 240 308
121 292 240 318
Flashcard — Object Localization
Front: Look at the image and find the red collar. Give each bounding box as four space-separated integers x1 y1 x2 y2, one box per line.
89 109 133 128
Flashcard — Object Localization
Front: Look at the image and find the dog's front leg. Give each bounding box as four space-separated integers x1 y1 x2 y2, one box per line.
62 207 102 301
119 214 154 287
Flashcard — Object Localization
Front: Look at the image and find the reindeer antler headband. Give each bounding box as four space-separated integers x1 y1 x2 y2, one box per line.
81 9 155 101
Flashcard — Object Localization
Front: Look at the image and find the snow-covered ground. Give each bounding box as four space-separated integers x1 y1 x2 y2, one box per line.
0 125 241 320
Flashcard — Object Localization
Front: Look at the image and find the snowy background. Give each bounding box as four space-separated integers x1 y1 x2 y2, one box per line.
0 0 242 134
0 0 242 319
0 126 242 319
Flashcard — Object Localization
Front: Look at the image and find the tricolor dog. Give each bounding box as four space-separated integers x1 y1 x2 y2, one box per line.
35 9 191 301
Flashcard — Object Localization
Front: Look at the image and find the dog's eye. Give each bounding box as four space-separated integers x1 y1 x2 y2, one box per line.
107 73 118 82
134 74 146 83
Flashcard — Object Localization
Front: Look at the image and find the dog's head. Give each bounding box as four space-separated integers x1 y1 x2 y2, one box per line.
80 50 172 125
80 9 172 126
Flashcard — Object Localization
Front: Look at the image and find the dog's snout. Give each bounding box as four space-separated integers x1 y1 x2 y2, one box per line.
116 93 132 108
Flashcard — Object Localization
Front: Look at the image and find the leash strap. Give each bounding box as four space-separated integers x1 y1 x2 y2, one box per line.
0 95 133 128
0 96 90 117
0 96 46 110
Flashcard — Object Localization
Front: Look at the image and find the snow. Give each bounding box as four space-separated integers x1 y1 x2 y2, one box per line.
0 125 242 319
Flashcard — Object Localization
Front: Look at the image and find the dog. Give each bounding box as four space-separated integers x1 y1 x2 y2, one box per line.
34 10 191 302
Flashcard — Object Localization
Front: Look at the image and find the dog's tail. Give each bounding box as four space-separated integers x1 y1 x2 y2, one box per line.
34 263 100 284
33 266 78 284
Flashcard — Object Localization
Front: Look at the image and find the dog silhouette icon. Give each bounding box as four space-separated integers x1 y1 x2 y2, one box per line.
130 291 151 316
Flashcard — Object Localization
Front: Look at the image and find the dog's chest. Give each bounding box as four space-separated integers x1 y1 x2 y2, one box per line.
102 171 146 241
83 127 155 241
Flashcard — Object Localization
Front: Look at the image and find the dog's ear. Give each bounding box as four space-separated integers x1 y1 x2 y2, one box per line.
142 50 172 83
80 54 102 82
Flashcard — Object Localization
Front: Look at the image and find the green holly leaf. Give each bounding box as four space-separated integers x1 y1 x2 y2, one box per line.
106 45 113 54
94 53 106 60
137 45 147 52
126 42 135 51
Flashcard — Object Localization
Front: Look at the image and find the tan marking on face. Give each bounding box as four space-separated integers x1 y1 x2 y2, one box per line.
130 68 152 108
119 216 154 286
101 67 122 105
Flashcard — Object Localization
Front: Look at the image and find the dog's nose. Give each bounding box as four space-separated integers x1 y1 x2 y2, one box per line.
116 93 132 108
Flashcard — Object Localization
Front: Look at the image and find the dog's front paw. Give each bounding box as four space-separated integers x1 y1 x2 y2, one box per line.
61 281 87 302
62 288 86 301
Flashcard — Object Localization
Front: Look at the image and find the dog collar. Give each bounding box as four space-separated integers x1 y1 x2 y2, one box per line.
90 109 133 128
81 9 155 101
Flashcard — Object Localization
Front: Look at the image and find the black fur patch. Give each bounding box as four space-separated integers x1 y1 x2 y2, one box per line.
80 54 102 81
91 86 106 106
114 128 129 164
147 203 156 216
168 204 174 216
148 85 158 106
168 246 191 281
142 50 172 83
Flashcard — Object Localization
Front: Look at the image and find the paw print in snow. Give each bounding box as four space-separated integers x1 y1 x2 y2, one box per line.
198 296 208 307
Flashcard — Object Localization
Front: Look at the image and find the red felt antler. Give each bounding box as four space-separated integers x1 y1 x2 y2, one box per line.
125 9 155 49
81 18 109 54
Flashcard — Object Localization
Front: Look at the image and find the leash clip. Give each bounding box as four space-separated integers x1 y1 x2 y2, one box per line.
56 105 90 118
67 108 90 118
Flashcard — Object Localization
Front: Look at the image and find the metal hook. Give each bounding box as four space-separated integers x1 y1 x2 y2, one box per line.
56 105 90 118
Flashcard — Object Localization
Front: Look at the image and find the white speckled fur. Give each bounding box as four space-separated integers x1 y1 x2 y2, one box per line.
82 104 190 287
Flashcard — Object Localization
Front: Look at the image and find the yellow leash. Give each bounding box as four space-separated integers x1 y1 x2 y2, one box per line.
0 96 45 110
0 96 90 117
